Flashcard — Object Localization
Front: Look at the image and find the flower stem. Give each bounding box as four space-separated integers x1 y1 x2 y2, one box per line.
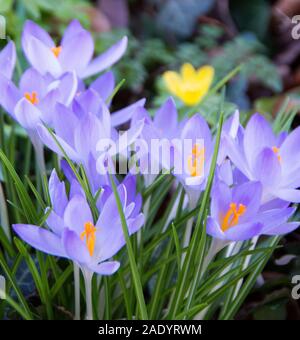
83 269 93 320
73 262 80 320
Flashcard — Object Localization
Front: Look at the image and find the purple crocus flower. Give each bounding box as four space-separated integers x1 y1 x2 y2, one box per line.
130 97 182 183
22 20 127 78
0 41 16 79
207 180 299 242
225 113 300 203
0 67 77 131
37 94 144 192
13 171 144 276
173 114 213 199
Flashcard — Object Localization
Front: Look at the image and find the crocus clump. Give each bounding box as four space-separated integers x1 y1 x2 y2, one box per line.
0 19 299 321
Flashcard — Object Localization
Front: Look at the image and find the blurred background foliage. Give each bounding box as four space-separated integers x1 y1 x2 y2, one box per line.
1 0 300 319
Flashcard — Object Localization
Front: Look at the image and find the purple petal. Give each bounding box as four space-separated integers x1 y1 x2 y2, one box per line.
24 36 61 76
253 147 281 187
59 31 94 74
211 181 231 221
206 217 226 240
153 97 178 138
280 126 300 177
276 188 300 203
14 98 42 130
63 194 93 235
46 210 66 236
48 169 68 216
263 222 300 236
88 261 120 275
243 113 276 171
111 98 146 127
62 228 90 264
19 68 47 96
61 19 86 45
37 124 80 162
232 181 262 218
55 71 78 106
90 71 115 102
13 224 66 257
79 36 128 78
0 41 16 79
258 207 295 232
0 74 20 116
22 20 54 49
52 103 79 147
225 222 263 241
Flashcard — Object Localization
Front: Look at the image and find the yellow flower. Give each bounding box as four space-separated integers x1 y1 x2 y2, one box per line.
162 63 214 106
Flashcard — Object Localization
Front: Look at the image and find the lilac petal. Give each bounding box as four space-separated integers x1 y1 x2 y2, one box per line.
243 113 276 171
0 41 16 79
223 110 240 139
13 224 65 257
0 74 20 116
14 98 42 130
54 71 78 106
154 97 178 138
63 194 93 235
96 184 127 229
98 99 111 137
280 126 300 176
253 147 281 187
52 103 79 146
37 124 80 162
258 207 295 232
19 68 48 96
122 175 136 203
89 261 120 275
263 222 300 236
276 188 300 203
79 36 128 79
38 88 61 125
206 217 226 240
90 71 115 102
25 36 61 77
76 89 102 116
225 222 263 241
127 213 145 234
46 210 66 236
111 98 146 127
217 160 233 186
232 181 262 218
74 112 102 160
181 114 212 146
61 19 86 45
224 135 252 179
22 20 54 49
211 181 231 221
59 31 94 74
62 228 90 264
48 169 68 216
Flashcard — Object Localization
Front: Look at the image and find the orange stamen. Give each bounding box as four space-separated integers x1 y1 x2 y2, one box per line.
221 203 246 232
272 146 282 163
187 143 205 177
80 222 97 257
51 46 62 58
24 91 39 105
